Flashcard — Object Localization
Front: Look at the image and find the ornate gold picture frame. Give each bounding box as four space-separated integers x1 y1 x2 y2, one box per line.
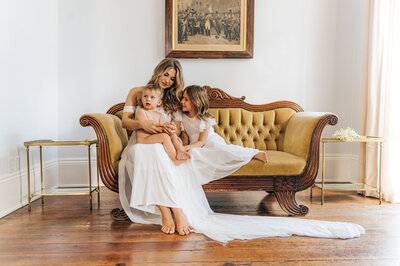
165 0 254 58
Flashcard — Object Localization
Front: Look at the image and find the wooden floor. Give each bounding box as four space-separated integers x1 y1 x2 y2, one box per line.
1 188 400 265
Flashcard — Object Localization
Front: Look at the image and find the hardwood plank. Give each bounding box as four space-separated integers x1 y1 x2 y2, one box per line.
0 188 399 265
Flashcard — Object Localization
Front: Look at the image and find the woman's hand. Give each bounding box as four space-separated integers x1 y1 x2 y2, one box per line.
141 120 163 134
163 122 177 135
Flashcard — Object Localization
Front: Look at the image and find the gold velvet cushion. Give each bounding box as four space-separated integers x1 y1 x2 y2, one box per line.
209 108 296 151
114 150 305 177
231 150 306 176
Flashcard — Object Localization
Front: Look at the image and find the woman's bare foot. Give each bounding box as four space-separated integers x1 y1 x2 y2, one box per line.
176 151 191 160
158 205 175 234
254 151 269 163
171 208 192 235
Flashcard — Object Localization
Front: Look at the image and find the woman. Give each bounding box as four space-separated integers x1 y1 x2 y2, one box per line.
118 58 191 235
118 59 365 243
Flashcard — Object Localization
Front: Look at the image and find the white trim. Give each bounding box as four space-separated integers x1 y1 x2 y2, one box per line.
0 196 41 219
58 157 103 187
315 153 359 183
0 160 58 219
1 153 357 219
0 159 58 183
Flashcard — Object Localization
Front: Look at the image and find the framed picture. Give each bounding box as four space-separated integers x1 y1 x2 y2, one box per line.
165 0 254 58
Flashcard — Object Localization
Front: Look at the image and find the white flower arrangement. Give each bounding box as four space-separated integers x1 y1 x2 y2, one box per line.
332 127 362 141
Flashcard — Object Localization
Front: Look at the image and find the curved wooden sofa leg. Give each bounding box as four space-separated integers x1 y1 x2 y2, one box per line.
274 176 308 216
110 208 130 221
274 191 308 216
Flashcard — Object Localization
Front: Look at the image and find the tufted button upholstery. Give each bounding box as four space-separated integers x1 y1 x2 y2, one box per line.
209 108 296 151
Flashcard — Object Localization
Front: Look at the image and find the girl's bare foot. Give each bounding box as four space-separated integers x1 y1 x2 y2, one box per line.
173 159 187 166
158 206 175 234
176 151 191 160
254 151 269 163
171 208 192 235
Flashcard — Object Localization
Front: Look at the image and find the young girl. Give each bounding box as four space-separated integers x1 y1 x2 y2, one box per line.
175 85 364 242
180 85 268 184
135 84 191 166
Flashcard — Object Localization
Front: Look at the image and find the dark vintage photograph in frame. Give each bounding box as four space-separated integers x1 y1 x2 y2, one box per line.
165 0 254 58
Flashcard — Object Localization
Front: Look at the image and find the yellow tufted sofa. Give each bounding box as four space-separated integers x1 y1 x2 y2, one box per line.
80 87 337 216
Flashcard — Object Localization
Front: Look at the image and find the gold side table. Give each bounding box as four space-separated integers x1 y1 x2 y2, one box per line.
24 139 100 211
310 136 383 205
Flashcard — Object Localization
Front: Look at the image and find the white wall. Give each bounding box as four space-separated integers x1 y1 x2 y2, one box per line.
0 0 59 217
57 0 365 184
1 0 365 217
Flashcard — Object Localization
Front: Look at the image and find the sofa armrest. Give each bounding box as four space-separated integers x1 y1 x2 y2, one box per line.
283 112 338 189
80 113 128 192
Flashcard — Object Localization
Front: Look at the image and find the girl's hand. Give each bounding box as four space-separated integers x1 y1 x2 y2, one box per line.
142 120 163 134
163 122 177 135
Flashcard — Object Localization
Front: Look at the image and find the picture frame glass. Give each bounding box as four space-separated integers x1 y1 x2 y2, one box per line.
172 0 247 52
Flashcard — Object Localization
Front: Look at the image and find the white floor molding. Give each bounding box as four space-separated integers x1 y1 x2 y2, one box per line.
0 153 358 219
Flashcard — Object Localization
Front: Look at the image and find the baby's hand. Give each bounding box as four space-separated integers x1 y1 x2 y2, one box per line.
163 122 177 135
161 122 171 132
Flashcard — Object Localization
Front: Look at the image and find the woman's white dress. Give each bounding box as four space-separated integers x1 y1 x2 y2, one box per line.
118 109 365 243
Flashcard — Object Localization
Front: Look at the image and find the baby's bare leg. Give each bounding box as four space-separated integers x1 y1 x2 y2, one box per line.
138 133 185 166
157 205 175 234
170 134 191 160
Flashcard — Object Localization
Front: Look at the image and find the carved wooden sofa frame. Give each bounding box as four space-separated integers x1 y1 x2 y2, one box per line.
80 87 337 216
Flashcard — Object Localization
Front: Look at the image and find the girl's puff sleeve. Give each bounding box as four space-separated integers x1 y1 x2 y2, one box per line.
199 118 216 132
172 111 185 131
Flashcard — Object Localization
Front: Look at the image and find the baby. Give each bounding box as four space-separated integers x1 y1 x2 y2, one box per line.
135 84 191 165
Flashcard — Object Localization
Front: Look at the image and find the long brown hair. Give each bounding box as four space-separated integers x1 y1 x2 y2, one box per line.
183 85 213 121
147 58 184 116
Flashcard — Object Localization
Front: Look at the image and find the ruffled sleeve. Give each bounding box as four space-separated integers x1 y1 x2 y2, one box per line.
199 118 216 132
172 111 183 121
172 111 185 131
123 105 136 114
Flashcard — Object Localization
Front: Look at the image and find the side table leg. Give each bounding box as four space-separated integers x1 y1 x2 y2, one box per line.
88 145 92 210
379 142 383 204
364 142 368 197
321 142 325 205
26 147 31 211
96 143 100 205
40 146 44 204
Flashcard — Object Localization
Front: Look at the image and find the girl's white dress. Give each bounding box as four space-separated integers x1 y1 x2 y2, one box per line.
182 114 260 185
118 108 365 243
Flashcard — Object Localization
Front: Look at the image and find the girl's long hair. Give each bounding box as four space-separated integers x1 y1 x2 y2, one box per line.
147 58 184 117
183 85 213 121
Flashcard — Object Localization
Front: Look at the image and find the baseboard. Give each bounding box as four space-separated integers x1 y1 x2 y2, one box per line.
58 157 104 187
0 153 358 218
0 160 58 219
314 153 359 183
